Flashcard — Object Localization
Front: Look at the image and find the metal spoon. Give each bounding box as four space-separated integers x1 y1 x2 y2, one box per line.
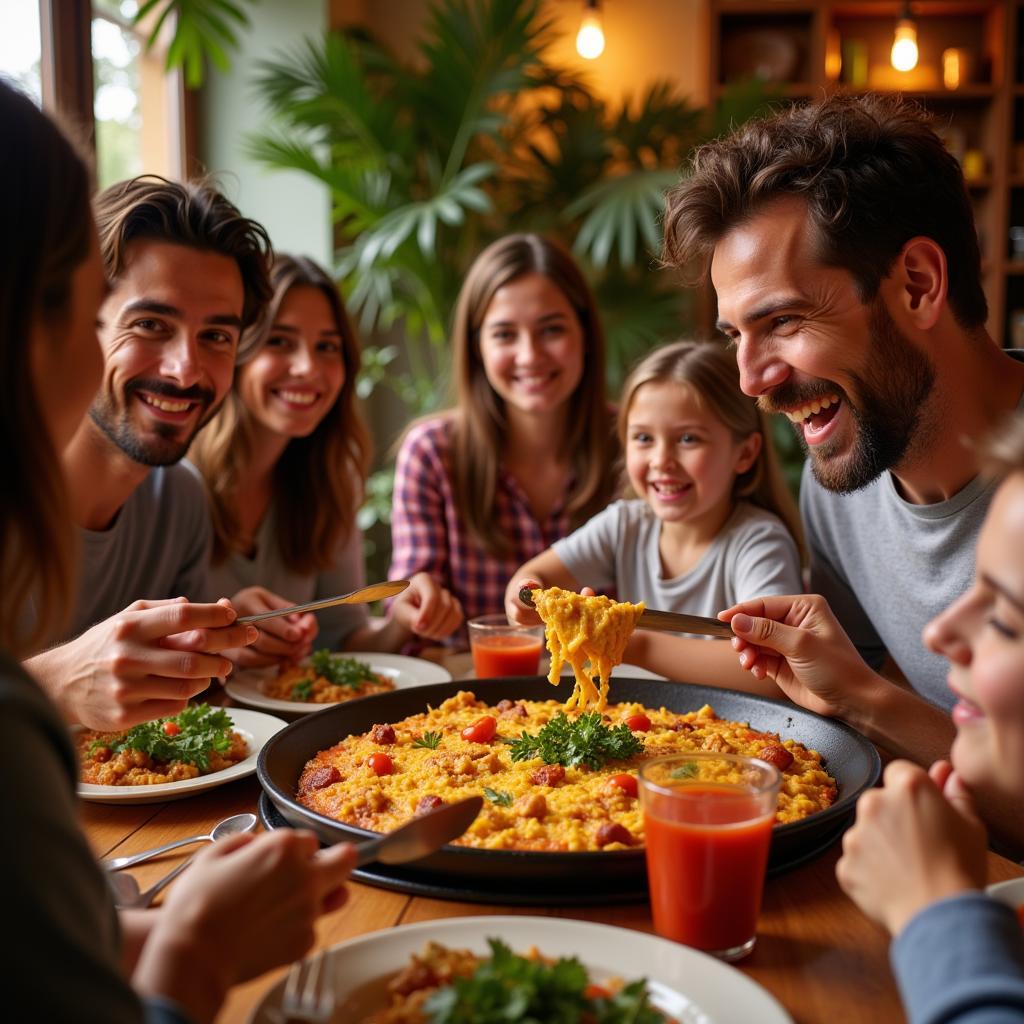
108 853 198 909
104 812 258 871
237 580 410 625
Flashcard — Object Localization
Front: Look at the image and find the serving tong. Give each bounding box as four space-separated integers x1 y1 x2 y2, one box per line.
518 587 735 640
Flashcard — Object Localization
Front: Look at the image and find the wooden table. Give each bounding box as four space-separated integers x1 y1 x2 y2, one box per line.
80 764 1024 1024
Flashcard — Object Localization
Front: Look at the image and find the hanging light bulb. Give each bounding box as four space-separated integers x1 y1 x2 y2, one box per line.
890 2 918 73
576 0 605 61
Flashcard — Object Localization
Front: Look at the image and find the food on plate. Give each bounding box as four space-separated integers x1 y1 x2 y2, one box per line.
265 648 395 703
296 690 837 851
531 587 644 711
363 938 676 1024
78 704 247 786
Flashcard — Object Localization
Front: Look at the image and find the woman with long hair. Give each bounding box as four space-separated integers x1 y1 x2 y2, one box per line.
1 82 353 1021
191 254 461 665
389 233 619 628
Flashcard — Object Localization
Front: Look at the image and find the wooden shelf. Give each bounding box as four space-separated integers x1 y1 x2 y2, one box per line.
709 0 1018 344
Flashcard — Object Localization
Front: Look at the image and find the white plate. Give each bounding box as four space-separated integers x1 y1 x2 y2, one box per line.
248 916 793 1024
225 652 453 715
77 707 287 804
987 876 1024 914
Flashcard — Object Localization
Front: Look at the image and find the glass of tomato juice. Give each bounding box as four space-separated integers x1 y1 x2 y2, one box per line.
467 615 545 678
639 752 781 961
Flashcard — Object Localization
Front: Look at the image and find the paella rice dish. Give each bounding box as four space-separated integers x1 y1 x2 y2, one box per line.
296 690 837 852
78 704 247 787
265 648 395 704
363 938 676 1023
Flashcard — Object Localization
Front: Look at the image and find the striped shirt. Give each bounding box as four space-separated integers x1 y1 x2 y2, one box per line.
389 417 576 631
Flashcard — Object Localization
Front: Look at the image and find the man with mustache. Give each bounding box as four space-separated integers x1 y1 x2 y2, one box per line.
25 176 275 730
659 93 1024 768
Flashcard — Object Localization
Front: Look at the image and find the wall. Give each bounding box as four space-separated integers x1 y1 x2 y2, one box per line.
199 0 332 265
331 0 708 108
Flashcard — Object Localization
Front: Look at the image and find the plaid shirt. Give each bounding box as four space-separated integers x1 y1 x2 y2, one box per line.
389 417 575 628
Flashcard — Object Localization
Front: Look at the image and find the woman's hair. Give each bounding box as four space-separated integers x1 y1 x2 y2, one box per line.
190 254 372 572
449 233 618 554
0 83 92 655
979 410 1024 479
617 340 804 555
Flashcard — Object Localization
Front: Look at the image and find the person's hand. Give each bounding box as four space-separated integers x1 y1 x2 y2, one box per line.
836 759 987 936
718 594 878 719
226 586 317 668
133 830 355 1024
390 573 463 641
25 597 258 730
505 577 543 626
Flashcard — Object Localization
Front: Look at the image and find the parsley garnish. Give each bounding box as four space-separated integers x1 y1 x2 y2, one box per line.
309 649 377 688
670 761 698 779
290 678 313 701
423 938 667 1023
483 787 513 807
507 712 644 771
89 704 234 772
414 731 442 750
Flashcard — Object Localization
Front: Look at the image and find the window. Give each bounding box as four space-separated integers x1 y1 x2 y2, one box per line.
0 0 43 103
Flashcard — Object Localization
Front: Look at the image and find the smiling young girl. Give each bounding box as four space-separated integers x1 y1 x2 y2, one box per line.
191 254 462 666
507 339 802 694
828 414 1024 1021
389 234 619 628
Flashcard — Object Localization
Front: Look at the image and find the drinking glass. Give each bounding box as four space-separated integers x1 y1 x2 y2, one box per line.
467 615 544 678
639 752 781 961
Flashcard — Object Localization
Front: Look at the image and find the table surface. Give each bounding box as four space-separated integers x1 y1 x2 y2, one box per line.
79 674 1024 1024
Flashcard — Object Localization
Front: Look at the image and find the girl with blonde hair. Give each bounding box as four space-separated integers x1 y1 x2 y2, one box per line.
390 233 619 627
508 339 803 695
192 254 461 665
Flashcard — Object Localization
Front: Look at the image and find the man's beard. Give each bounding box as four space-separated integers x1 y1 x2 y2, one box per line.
89 378 216 467
760 299 936 494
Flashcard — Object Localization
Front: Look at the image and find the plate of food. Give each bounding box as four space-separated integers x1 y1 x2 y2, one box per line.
225 649 453 715
77 704 286 804
256 676 880 900
248 915 793 1023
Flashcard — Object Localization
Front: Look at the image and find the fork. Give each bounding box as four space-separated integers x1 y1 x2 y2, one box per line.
273 949 334 1024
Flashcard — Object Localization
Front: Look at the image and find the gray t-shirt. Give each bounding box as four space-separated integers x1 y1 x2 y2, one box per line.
801 355 1024 711
205 506 368 652
552 499 802 625
62 463 213 642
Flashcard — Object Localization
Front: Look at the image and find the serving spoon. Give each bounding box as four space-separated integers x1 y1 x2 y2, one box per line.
237 580 410 624
103 812 257 871
108 795 484 908
518 586 735 640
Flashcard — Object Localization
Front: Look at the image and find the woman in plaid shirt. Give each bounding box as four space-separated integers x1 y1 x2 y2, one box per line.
390 234 619 633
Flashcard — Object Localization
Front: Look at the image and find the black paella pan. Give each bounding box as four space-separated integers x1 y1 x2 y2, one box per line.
256 677 880 902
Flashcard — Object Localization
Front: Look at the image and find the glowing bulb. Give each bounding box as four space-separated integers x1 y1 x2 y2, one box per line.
891 19 918 72
576 10 605 60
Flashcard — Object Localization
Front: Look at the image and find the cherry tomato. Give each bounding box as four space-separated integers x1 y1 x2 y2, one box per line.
608 773 638 797
624 713 651 732
162 721 181 737
584 983 611 1000
367 752 394 776
461 716 497 743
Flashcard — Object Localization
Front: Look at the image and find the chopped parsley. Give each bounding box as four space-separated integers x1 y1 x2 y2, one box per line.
309 649 378 689
414 731 443 750
670 761 698 780
90 704 234 772
423 938 667 1023
290 678 314 701
507 712 644 771
483 787 513 807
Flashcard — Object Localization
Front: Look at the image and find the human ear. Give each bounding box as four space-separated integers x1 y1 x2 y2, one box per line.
891 237 947 330
734 431 762 475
